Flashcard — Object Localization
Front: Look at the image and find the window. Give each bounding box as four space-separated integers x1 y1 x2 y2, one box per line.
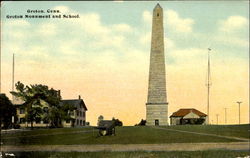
20 108 25 114
157 13 159 17
77 119 79 125
80 120 82 125
20 118 25 124
70 111 74 116
66 120 70 123
77 110 79 116
82 112 85 118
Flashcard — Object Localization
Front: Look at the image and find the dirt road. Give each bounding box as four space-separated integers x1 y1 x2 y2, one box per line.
2 142 249 152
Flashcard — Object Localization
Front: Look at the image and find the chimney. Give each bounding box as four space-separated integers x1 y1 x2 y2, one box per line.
78 95 81 100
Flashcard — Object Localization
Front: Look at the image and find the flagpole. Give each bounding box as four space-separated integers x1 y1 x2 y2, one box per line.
12 53 15 101
206 48 211 124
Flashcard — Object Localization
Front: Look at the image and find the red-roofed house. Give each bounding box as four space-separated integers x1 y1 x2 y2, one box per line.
170 108 207 125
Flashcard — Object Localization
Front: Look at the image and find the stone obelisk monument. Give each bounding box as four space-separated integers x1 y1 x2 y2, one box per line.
146 4 168 126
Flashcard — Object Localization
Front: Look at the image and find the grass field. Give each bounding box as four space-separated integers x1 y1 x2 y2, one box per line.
1 125 249 145
10 150 250 158
165 124 250 139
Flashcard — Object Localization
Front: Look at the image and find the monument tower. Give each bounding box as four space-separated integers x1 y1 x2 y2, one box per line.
146 4 168 126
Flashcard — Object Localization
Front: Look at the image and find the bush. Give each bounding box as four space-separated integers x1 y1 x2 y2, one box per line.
195 118 205 124
135 119 146 126
13 124 20 129
112 118 123 126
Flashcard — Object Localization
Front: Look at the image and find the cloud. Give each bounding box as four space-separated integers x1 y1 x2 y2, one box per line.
172 48 204 58
37 23 57 36
3 20 31 39
66 12 131 49
164 37 175 50
5 19 30 27
168 48 206 66
165 10 194 33
112 23 132 33
210 16 249 48
79 13 110 35
219 16 248 32
215 35 248 48
4 7 132 57
139 32 151 45
142 10 152 24
60 40 82 55
24 46 50 58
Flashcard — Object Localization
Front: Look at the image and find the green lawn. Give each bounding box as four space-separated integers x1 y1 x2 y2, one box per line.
10 150 250 158
165 124 250 139
2 125 249 145
2 127 94 137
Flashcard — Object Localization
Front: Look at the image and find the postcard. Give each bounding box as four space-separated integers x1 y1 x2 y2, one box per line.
0 1 249 158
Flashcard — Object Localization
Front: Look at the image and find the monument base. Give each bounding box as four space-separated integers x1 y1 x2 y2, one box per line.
146 103 168 126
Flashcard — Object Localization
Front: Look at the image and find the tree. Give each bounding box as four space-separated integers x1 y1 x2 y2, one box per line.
49 103 76 128
112 117 123 126
11 81 61 128
0 94 16 129
61 103 76 122
26 106 43 127
135 119 146 126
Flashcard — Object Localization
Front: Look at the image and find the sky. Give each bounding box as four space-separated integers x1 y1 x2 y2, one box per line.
1 1 249 126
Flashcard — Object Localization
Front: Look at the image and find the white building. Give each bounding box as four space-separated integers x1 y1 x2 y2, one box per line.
170 108 207 125
61 95 88 127
14 95 87 128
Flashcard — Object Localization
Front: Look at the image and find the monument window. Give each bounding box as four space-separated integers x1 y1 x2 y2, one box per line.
157 13 159 17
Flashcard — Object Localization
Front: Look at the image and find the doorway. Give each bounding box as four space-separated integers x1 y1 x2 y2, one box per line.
155 119 159 126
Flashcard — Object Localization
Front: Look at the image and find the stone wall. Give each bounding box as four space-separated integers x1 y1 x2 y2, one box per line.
146 104 168 125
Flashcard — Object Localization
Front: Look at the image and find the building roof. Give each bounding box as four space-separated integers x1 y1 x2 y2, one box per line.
170 108 207 117
11 95 88 111
60 99 87 111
